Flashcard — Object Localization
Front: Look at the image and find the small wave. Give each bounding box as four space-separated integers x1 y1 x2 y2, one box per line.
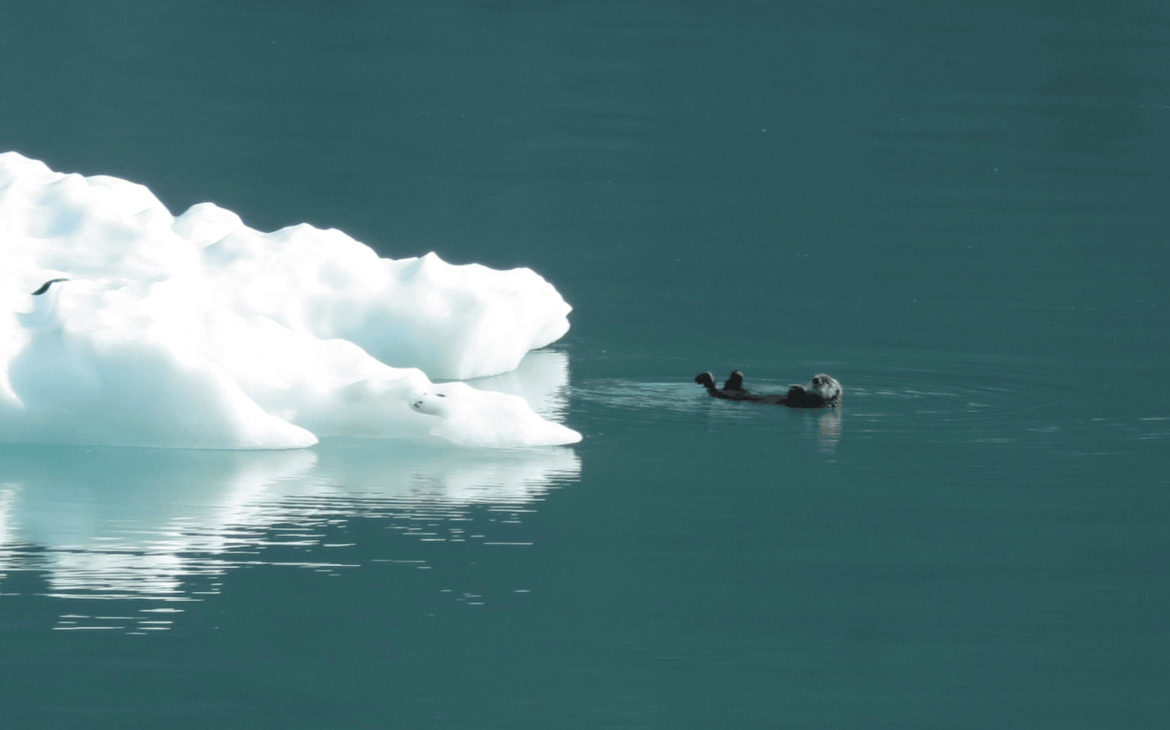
572 380 715 415
570 362 1170 448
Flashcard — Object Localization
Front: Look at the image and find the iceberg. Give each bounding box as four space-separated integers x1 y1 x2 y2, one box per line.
0 153 580 449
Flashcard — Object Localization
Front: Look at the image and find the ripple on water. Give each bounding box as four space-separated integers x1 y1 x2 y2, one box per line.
572 358 1170 451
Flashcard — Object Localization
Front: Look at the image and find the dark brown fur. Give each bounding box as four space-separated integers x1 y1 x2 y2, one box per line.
694 371 841 408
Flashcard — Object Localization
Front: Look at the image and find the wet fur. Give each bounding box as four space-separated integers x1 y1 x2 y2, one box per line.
695 371 841 408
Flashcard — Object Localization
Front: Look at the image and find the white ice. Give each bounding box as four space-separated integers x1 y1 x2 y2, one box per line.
0 153 580 449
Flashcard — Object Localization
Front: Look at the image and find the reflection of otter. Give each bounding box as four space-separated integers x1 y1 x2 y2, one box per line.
695 371 842 408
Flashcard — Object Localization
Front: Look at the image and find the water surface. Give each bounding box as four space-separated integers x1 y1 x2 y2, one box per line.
1 2 1169 728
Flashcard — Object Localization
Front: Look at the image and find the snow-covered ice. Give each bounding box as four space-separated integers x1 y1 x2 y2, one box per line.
0 153 580 449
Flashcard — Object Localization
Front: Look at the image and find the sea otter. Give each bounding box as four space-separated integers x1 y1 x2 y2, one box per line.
694 371 841 408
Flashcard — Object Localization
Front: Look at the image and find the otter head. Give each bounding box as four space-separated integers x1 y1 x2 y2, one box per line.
810 374 842 402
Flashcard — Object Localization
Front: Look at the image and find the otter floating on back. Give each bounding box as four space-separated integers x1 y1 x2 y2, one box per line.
694 370 841 408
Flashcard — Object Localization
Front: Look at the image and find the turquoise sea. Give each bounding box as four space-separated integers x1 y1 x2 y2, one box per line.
2 2 1168 727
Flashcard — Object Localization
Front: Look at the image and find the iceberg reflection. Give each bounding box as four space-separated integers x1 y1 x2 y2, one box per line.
0 438 579 608
466 349 571 421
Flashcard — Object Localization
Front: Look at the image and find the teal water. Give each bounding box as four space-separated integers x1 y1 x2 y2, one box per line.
2 2 1169 728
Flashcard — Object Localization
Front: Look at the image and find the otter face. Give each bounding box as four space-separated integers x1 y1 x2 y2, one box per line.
810 374 842 401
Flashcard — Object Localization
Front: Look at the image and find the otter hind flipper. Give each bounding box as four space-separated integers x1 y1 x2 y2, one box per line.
723 370 745 391
695 372 719 395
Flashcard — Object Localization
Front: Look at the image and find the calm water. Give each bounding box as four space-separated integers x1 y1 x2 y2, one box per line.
2 2 1169 728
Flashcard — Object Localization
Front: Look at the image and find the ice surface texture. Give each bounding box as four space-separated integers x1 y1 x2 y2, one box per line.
0 153 579 449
